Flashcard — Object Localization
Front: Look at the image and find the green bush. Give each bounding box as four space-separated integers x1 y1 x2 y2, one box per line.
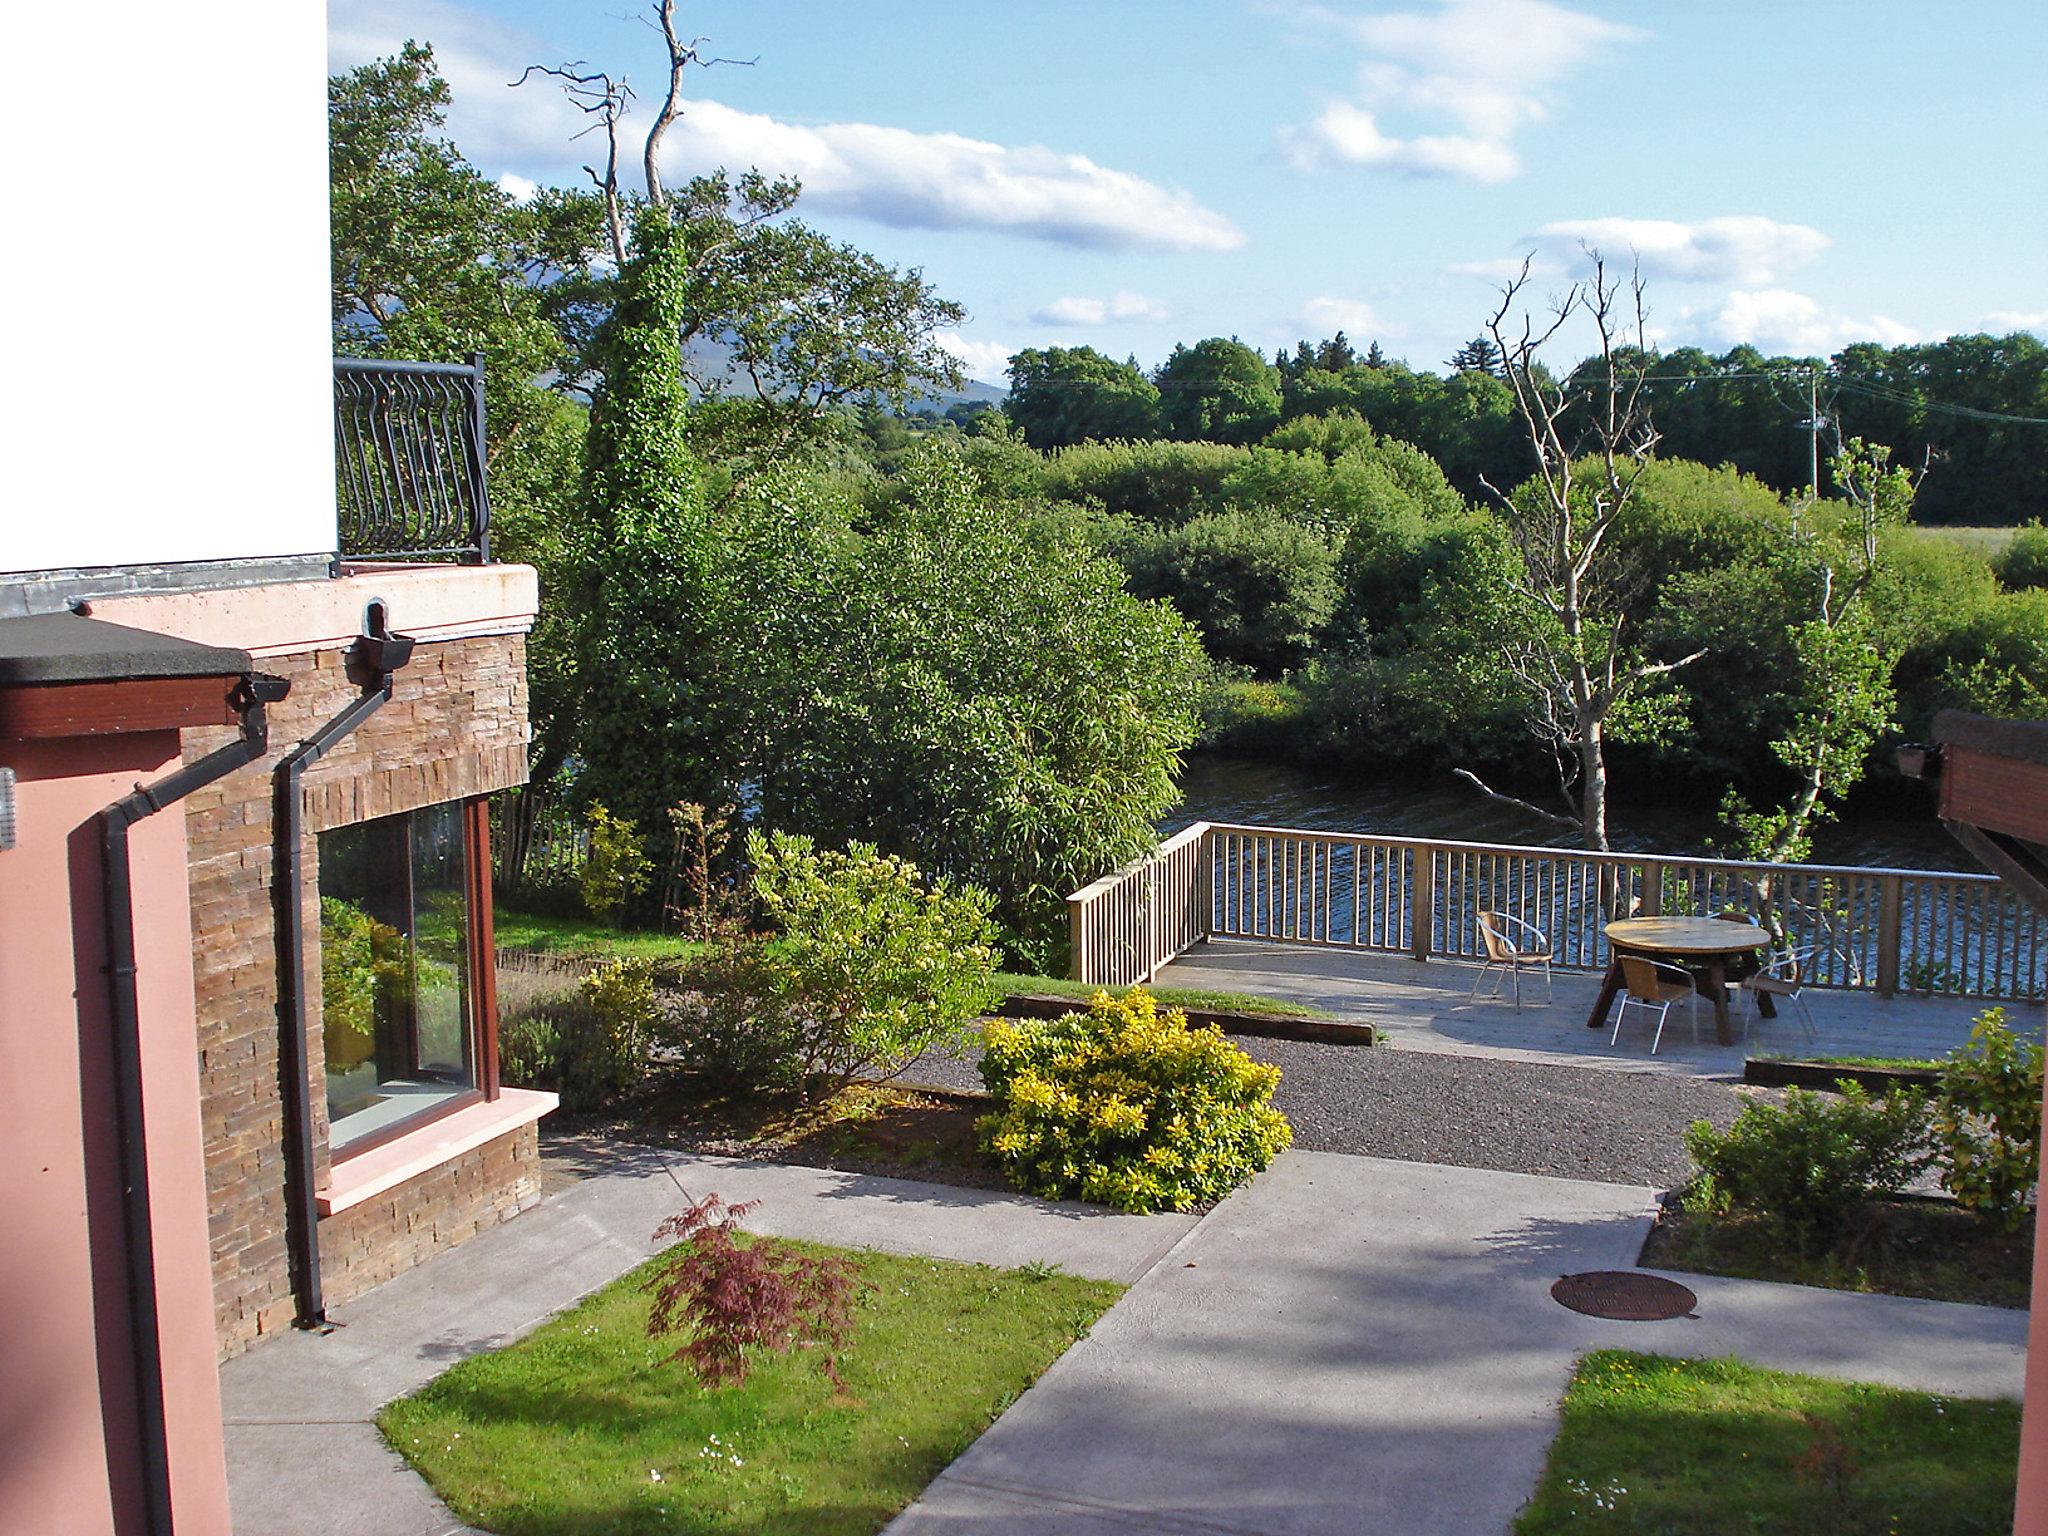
663 931 804 1091
498 1011 563 1089
578 803 653 921
1933 1007 2043 1231
1994 521 2048 591
977 988 1292 1212
1682 1085 1930 1251
750 829 1000 1098
558 956 660 1108
1123 507 1339 675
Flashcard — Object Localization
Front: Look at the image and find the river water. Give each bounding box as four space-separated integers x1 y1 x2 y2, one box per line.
1166 754 1972 873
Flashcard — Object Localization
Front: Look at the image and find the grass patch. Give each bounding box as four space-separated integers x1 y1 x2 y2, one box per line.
996 971 1334 1021
495 906 705 965
1915 525 2018 558
381 1240 1121 1536
1517 1351 2018 1535
1642 1201 2034 1309
1757 1052 1944 1071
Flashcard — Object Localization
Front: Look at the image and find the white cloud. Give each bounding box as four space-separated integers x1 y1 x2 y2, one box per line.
937 331 1017 382
1300 295 1381 335
496 171 539 203
1445 253 1561 283
1983 310 2048 336
1713 289 1919 353
1528 216 1830 286
1030 291 1171 326
330 0 1241 255
1279 0 1640 182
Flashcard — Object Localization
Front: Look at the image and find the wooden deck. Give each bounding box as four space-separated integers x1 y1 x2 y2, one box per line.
1153 938 2039 1077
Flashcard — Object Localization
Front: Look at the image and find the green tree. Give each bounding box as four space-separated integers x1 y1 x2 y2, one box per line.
1447 336 1504 376
1005 346 1162 449
1124 508 1339 675
1155 338 1283 444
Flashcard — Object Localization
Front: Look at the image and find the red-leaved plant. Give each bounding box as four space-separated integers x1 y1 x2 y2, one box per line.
644 1195 865 1387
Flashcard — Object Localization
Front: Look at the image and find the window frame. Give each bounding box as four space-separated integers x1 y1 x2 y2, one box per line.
324 795 501 1165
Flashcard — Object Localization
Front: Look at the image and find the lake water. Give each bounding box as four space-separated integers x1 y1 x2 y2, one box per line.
1166 754 1973 873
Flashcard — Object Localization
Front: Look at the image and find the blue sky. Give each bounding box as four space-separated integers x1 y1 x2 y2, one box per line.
330 0 2047 386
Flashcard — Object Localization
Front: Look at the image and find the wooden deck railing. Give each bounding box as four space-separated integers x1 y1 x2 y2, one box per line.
1068 821 2046 1002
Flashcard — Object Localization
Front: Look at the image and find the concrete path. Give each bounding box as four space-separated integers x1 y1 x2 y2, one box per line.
885 1151 2027 1536
217 1145 1198 1536
219 1142 2028 1536
1156 938 2007 1076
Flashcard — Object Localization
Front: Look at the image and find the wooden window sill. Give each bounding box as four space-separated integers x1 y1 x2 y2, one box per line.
317 1088 558 1216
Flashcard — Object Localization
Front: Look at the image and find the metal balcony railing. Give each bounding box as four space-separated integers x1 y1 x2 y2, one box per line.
333 355 490 563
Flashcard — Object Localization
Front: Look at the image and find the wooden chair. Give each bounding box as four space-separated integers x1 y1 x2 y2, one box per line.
1740 946 1820 1044
1471 910 1553 1010
1612 954 1700 1055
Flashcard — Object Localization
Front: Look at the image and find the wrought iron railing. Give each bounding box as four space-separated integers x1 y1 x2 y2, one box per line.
333 355 490 563
1068 821 2048 1002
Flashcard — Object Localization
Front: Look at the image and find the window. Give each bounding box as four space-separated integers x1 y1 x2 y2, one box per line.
318 798 496 1154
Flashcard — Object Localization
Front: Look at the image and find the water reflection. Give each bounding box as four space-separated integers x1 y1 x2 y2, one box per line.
1167 755 1972 873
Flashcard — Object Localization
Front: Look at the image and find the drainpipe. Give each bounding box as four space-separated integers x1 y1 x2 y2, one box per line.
275 605 415 1329
101 671 290 1536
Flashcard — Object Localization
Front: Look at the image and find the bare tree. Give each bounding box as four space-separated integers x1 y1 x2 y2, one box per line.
642 0 755 211
511 63 633 268
1456 251 1705 851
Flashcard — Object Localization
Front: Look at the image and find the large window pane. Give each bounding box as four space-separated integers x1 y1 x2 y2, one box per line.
319 800 477 1152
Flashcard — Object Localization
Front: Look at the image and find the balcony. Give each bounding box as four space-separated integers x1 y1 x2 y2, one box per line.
333 356 491 564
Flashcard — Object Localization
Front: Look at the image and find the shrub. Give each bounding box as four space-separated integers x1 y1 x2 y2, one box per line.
977 988 1292 1213
663 931 803 1091
1933 1007 2043 1231
557 956 659 1109
1123 507 1339 675
1994 520 2048 591
645 1195 864 1387
498 1011 563 1088
578 803 653 921
1682 1085 1930 1251
749 830 1000 1099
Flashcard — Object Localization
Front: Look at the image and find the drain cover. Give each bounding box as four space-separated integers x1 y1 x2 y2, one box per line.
1551 1271 1697 1321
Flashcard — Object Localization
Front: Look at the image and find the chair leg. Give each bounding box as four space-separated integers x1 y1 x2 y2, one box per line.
1610 998 1629 1048
1650 1000 1670 1055
1794 991 1818 1043
1469 960 1493 1003
1689 991 1701 1047
1511 964 1522 1011
1543 959 1554 1002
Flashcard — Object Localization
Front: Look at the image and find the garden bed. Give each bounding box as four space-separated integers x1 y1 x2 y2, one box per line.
1515 1350 2019 1534
1640 1199 2034 1309
1000 990 1370 1046
1743 1056 1940 1093
381 1239 1122 1536
548 1074 1004 1193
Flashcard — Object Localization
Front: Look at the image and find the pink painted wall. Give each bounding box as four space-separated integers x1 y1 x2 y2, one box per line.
2013 1000 2048 1535
0 732 233 1536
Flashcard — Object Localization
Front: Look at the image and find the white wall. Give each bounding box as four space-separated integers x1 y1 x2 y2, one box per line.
0 5 335 575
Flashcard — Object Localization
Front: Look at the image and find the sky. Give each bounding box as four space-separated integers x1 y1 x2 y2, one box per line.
329 0 2048 387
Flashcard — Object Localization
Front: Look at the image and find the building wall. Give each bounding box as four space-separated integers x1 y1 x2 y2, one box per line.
0 731 234 1536
180 631 532 1353
5 6 333 575
321 1124 543 1309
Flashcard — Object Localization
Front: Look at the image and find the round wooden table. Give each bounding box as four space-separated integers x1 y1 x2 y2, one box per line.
1585 917 1771 1046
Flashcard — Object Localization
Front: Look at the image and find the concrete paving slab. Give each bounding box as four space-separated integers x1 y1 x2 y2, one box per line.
887 1150 2028 1536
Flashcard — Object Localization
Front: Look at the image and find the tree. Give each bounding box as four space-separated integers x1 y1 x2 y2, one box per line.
1004 346 1162 448
1458 254 1705 851
1155 338 1283 444
567 210 729 836
1722 440 1915 862
1124 508 1340 675
722 444 1208 963
1447 336 1504 377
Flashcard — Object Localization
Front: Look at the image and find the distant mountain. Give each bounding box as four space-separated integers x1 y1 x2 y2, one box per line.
681 332 1006 411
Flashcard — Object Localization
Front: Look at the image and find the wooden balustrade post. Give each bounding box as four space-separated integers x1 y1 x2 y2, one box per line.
1411 848 1435 962
1068 896 1088 984
1641 861 1664 918
1876 874 1903 998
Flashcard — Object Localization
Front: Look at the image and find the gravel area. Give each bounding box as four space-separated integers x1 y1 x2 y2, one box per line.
903 1038 1754 1190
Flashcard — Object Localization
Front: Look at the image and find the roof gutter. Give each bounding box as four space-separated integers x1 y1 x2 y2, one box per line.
275 604 415 1329
100 670 289 1536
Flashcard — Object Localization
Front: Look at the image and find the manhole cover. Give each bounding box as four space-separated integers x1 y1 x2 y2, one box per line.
1551 1271 1697 1321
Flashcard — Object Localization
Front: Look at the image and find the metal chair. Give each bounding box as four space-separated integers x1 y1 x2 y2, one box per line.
1470 911 1553 1010
1612 954 1700 1055
1740 946 1820 1045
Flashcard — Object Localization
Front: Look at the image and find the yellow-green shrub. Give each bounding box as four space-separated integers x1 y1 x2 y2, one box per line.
977 989 1291 1212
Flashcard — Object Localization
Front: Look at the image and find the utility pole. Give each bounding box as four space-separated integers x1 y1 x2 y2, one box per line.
1794 367 1826 529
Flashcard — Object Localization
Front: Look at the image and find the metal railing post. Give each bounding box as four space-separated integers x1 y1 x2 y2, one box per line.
465 352 491 564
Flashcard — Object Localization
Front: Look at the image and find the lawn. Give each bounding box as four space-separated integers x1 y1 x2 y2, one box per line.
1757 1051 1943 1071
1641 1200 2035 1309
380 1240 1121 1536
993 970 1335 1021
496 906 705 965
1517 1351 2019 1535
